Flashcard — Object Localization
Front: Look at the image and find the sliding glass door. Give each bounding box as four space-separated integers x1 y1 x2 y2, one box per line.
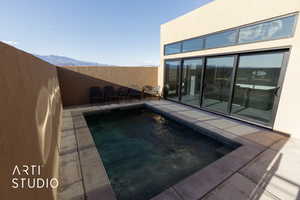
202 56 235 113
231 51 286 124
164 60 181 101
164 49 287 126
181 58 203 107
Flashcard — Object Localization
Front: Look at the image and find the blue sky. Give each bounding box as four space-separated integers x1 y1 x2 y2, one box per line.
0 0 212 66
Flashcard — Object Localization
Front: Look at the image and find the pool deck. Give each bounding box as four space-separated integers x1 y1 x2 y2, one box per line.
58 100 300 200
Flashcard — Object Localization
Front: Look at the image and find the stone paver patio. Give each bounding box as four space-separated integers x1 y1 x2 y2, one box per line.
58 100 300 200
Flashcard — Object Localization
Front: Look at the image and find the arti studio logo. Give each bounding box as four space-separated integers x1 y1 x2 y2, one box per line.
11 165 59 189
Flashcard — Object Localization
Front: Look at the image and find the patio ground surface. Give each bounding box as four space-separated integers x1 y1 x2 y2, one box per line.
58 100 300 200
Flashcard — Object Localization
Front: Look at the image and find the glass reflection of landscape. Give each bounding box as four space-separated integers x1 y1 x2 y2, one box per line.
181 58 203 107
164 42 181 55
205 30 237 49
238 15 295 44
202 56 235 113
165 60 181 101
182 38 204 52
164 15 296 55
232 52 284 123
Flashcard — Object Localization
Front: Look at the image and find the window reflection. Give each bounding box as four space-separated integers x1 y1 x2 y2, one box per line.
239 15 295 43
181 59 203 107
231 52 284 123
182 38 204 52
205 30 237 49
202 56 235 113
164 43 181 55
164 15 296 55
165 61 181 101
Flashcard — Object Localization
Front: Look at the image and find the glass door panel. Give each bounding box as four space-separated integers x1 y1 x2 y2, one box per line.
165 60 181 101
231 52 285 124
181 58 203 107
202 56 235 113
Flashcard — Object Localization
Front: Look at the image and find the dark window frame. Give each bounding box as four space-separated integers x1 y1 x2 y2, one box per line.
163 47 291 129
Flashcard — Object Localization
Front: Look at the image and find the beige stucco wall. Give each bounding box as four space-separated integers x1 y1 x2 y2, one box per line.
159 0 300 138
57 66 158 106
0 42 62 199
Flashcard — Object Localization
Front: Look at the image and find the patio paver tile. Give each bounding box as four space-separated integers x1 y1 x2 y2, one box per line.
215 144 265 173
239 149 280 184
59 133 77 155
79 147 116 200
205 118 244 129
59 152 82 190
241 132 285 147
202 173 259 200
58 181 85 200
158 104 190 112
76 127 95 150
173 157 234 200
177 110 219 121
151 188 183 200
61 129 75 138
62 121 74 131
225 124 263 136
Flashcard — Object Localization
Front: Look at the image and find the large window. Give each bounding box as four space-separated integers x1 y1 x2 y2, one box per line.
231 52 285 123
164 43 181 55
181 59 203 107
165 60 181 101
164 14 296 55
238 15 296 44
182 38 204 52
164 49 288 126
202 56 235 113
205 30 237 49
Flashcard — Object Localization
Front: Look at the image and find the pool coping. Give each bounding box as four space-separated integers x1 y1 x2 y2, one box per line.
61 100 287 200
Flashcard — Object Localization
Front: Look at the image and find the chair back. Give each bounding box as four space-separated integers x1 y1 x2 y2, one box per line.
103 86 115 97
89 87 102 97
118 87 128 96
143 85 153 91
152 86 160 93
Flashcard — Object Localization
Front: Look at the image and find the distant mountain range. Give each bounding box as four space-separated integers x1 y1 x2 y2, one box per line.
34 55 108 66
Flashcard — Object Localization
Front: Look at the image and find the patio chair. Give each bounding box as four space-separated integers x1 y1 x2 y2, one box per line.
118 87 129 100
142 85 161 100
128 86 141 100
103 86 118 102
89 87 104 104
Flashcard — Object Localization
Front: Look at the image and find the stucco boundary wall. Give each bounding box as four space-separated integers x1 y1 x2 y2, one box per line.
0 41 62 200
57 66 158 106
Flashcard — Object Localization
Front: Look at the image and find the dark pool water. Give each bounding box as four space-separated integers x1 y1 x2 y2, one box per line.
85 108 235 200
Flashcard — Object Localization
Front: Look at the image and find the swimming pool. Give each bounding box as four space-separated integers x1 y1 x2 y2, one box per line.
85 107 238 200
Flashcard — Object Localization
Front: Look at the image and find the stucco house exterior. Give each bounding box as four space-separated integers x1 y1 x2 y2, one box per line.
159 0 300 138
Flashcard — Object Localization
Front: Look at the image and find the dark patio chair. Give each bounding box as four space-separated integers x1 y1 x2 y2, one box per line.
118 87 128 100
128 87 141 100
103 86 118 102
89 87 104 104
